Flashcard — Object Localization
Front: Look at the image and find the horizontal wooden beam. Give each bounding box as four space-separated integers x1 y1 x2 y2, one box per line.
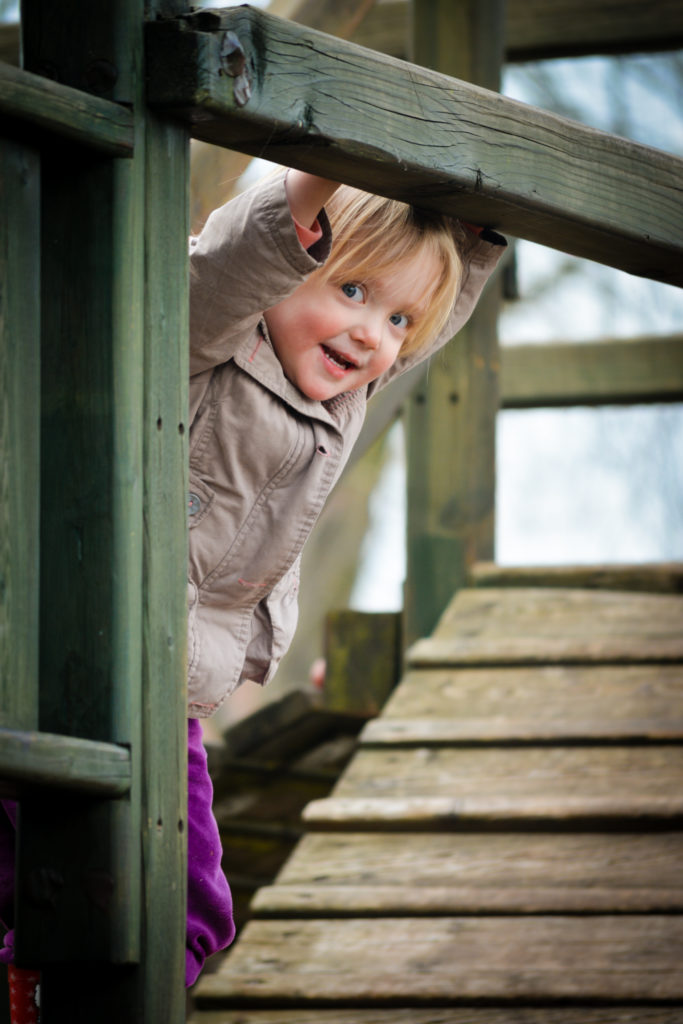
500 333 683 408
505 0 683 60
350 0 683 61
470 561 683 593
0 61 134 156
146 8 683 285
0 728 131 797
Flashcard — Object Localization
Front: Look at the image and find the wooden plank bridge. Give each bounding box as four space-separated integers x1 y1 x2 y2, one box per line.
190 566 683 1019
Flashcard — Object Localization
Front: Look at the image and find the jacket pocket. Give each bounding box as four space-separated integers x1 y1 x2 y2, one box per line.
241 557 301 687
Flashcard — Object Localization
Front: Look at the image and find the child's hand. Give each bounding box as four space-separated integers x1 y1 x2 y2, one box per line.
285 170 340 231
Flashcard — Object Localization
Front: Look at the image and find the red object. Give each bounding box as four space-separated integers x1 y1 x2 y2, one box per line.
7 966 41 1024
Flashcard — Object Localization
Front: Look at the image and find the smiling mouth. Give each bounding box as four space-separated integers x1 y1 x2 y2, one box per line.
321 345 357 371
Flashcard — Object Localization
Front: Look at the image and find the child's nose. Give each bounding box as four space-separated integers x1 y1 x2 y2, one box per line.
349 313 382 349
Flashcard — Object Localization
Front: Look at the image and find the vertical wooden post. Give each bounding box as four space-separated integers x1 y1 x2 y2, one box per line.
404 0 504 643
0 139 40 734
138 105 189 1021
15 0 189 1018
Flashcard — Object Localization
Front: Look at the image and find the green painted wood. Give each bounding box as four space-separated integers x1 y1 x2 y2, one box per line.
0 62 134 156
500 334 683 408
145 5 683 284
0 728 131 795
15 23 142 982
323 611 401 716
0 139 40 733
403 0 502 644
137 94 190 1024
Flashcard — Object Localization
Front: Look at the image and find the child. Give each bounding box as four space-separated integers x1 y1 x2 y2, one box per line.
0 166 505 990
185 166 506 984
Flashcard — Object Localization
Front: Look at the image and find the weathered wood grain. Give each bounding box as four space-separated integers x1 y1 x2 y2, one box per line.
191 1011 683 1024
500 335 683 409
470 562 683 593
330 744 683 802
259 826 683 913
360 665 683 742
195 915 683 1003
252 883 683 915
0 61 134 156
304 793 683 827
145 7 683 285
408 588 683 666
272 829 683 898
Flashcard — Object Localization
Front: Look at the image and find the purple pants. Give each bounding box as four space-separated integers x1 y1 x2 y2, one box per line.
0 720 235 987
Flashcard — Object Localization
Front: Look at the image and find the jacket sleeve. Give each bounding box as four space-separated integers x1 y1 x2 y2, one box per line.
189 169 332 379
366 226 507 397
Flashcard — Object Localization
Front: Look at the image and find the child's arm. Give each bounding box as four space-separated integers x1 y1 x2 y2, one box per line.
284 169 340 231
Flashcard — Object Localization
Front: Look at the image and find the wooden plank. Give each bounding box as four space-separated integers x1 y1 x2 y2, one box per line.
252 882 683 915
304 793 683 827
195 915 683 1002
349 0 683 61
145 7 683 285
408 588 683 666
360 665 683 743
0 139 40 733
500 335 683 409
0 62 134 156
191 1011 683 1024
0 728 131 796
332 744 683 800
271 829 683 901
301 745 683 823
470 561 683 593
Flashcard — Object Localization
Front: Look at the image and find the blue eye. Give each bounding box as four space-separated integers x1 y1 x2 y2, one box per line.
341 283 364 302
390 313 409 329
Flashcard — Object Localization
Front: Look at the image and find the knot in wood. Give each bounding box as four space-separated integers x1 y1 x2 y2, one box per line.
220 31 252 106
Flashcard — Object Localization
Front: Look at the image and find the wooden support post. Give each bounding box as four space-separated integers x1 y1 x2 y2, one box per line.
0 139 40 734
138 107 189 1023
13 1 189 1019
404 0 504 643
324 611 402 717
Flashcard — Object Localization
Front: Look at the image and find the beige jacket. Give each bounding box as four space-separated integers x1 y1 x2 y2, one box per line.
187 170 505 717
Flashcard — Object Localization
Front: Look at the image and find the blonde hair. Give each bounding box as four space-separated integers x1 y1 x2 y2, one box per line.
318 185 465 356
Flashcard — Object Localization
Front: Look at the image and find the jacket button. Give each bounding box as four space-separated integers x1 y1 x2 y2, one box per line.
188 492 201 516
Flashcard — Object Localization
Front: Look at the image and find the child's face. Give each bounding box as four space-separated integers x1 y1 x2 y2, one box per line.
264 248 441 402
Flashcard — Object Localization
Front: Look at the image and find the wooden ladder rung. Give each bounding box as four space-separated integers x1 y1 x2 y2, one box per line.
0 727 131 797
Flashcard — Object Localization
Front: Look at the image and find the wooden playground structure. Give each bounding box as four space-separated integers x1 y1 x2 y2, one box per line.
1 1 682 1020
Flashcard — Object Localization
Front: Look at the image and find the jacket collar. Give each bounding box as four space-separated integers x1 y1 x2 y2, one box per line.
232 321 365 430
